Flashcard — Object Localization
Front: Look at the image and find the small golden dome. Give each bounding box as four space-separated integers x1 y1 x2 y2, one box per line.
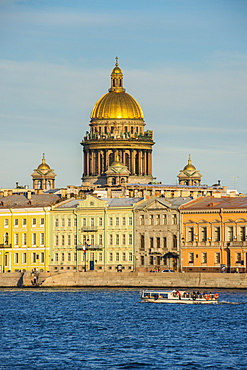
183 155 196 171
90 58 144 120
37 154 50 170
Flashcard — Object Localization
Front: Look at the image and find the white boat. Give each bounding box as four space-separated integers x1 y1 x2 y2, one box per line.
141 289 219 304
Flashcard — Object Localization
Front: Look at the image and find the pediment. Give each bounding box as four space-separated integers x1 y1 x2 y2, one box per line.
78 195 107 209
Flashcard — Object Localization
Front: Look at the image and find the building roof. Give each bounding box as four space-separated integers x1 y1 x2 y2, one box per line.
57 197 143 209
135 196 192 210
180 196 247 211
0 194 60 208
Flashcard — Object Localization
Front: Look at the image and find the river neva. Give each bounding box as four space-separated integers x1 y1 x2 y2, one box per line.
0 289 246 370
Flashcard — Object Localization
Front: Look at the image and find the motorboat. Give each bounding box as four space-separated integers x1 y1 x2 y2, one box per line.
141 289 219 304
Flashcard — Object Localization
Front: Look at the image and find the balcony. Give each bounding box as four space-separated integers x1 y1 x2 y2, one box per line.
0 244 12 249
77 244 103 251
81 226 98 232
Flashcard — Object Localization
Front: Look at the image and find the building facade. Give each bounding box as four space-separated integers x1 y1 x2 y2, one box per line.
81 58 155 186
180 195 247 272
134 197 191 272
0 193 59 272
49 195 142 273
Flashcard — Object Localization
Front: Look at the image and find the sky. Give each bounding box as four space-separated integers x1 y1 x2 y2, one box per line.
0 0 247 192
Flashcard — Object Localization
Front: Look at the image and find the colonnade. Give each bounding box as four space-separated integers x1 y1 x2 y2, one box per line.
83 148 152 177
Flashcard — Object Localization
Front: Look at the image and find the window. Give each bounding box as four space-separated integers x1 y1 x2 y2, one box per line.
99 253 103 262
32 218 36 226
22 233 26 246
227 226 234 242
214 227 220 242
157 237 160 249
14 253 18 264
55 219 59 227
109 217 113 226
74 235 77 246
40 253 44 263
163 215 167 224
22 253 27 263
68 218 71 227
32 253 36 263
172 214 177 225
173 235 177 249
61 235 65 246
202 252 207 264
82 218 86 227
61 253 65 262
163 237 167 248
68 235 71 246
32 233 36 245
128 234 132 245
236 253 241 262
141 256 145 265
122 234 126 245
40 218 44 226
61 219 65 227
91 235 94 246
122 252 126 261
91 218 95 227
215 252 220 264
109 234 113 245
74 218 77 227
140 235 145 250
129 252 133 261
140 215 144 225
116 252 120 261
14 219 18 227
68 252 71 262
40 233 44 245
150 215 154 225
55 253 58 262
189 252 194 263
200 227 207 242
122 217 126 226
156 214 160 225
99 234 103 245
150 256 154 265
150 237 154 249
22 219 26 227
116 234 119 245
74 253 77 262
4 219 8 227
128 217 132 226
99 218 103 226
116 217 119 226
188 227 194 242
109 252 113 262
240 227 246 241
14 234 19 246
157 256 161 265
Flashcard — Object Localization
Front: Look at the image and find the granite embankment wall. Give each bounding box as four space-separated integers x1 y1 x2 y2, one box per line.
1 271 247 289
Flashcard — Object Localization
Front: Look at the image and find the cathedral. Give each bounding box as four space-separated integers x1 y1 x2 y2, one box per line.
81 58 155 186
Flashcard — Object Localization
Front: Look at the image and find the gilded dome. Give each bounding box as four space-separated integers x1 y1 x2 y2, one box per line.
91 91 144 119
37 154 50 170
183 155 196 171
90 57 144 120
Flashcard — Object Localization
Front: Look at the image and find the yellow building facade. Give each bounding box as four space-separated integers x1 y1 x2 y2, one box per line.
0 194 59 272
180 196 247 273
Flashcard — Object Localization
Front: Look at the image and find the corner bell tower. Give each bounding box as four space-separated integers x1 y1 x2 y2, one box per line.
81 58 155 186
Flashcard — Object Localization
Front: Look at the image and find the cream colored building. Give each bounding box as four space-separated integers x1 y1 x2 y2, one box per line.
50 195 142 272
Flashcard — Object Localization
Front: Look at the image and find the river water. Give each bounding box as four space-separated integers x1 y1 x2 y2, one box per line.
0 288 246 370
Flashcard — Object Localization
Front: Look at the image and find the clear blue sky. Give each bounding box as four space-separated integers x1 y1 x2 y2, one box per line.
1 0 247 192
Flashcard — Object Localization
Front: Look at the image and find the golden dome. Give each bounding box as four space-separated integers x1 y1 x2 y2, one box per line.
37 154 50 170
90 57 144 120
183 155 196 171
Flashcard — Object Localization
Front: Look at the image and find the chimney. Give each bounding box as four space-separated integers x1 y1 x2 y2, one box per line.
27 190 32 200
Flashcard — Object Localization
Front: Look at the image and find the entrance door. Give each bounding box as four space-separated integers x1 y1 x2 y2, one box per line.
90 261 94 271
